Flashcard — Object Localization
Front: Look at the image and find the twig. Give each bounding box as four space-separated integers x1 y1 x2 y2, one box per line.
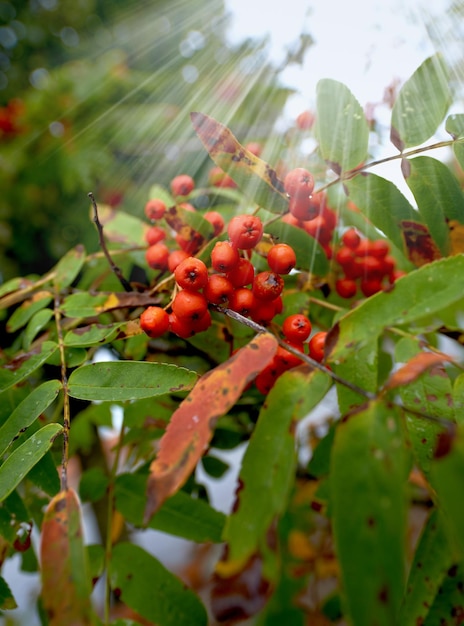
88 192 132 293
215 305 376 401
53 290 70 491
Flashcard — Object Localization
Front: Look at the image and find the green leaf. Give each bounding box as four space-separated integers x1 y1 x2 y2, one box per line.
6 292 53 333
423 563 464 626
110 542 208 626
0 423 63 501
0 277 35 300
79 467 110 503
391 54 451 150
28 452 60 496
64 322 124 347
394 337 454 475
60 292 115 318
95 205 147 247
0 575 17 610
430 425 464 555
330 401 409 626
404 156 464 255
398 509 455 626
335 341 378 415
223 368 330 573
0 341 58 392
328 255 464 364
344 172 419 253
53 245 86 290
0 380 61 458
265 220 329 275
148 183 175 207
114 473 225 543
68 361 198 401
316 78 369 173
446 114 464 171
453 373 464 427
23 308 54 349
201 454 229 479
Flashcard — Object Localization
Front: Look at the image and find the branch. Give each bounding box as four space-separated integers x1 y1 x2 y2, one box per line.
215 305 456 428
88 192 132 293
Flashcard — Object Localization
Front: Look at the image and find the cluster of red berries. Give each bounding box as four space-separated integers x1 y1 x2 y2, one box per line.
255 312 327 394
334 228 405 299
281 167 338 259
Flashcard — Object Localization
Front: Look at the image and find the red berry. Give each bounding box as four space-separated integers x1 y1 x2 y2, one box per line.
296 110 315 130
145 225 166 246
204 274 234 305
144 198 166 221
168 249 190 273
169 312 194 339
308 332 327 362
174 257 208 291
211 241 240 272
255 363 280 394
368 239 390 259
175 232 203 255
145 243 169 271
245 142 262 156
227 215 263 250
203 211 225 237
226 257 254 288
252 271 284 301
275 342 305 371
250 298 279 325
170 174 195 197
302 216 332 245
335 246 355 268
282 314 312 342
228 288 255 316
360 278 383 297
140 306 170 338
341 228 361 250
190 309 212 333
288 195 319 222
335 278 357 299
172 290 208 321
267 243 297 274
361 256 384 279
284 167 315 199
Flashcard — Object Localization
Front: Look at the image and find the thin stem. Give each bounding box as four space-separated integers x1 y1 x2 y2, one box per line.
53 289 70 491
215 305 376 401
88 192 132 293
103 419 126 625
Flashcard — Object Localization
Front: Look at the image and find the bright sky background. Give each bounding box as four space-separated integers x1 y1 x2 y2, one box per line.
224 0 439 117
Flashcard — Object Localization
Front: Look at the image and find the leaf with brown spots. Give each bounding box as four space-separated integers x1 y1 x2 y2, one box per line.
143 332 278 523
384 351 454 391
163 203 214 245
190 112 288 213
40 489 97 626
401 220 442 267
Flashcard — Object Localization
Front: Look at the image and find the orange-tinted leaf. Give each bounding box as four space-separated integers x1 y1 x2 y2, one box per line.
448 219 464 255
385 351 454 390
40 489 96 626
190 112 288 213
401 220 442 266
144 332 278 523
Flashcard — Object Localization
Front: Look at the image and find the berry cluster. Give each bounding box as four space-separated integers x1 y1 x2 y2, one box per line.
138 164 406 395
335 228 405 299
281 167 338 260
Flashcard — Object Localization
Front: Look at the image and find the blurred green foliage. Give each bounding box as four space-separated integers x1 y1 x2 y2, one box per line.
0 0 295 280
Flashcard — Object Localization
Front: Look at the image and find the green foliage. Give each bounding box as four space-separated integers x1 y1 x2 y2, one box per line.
1 51 464 626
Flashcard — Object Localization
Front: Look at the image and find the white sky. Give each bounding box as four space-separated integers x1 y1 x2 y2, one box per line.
224 0 439 116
